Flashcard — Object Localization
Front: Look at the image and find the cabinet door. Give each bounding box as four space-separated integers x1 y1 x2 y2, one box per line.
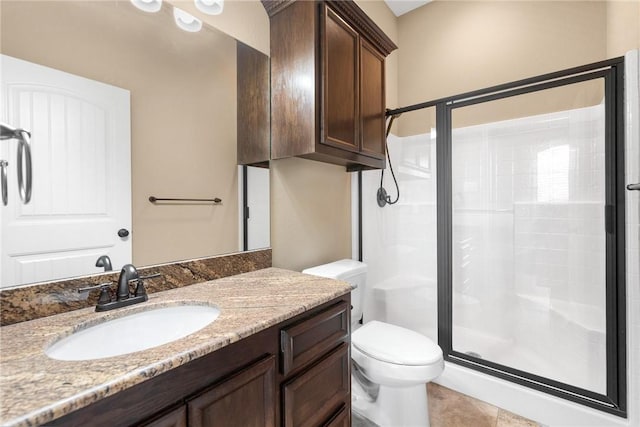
360 39 386 159
139 405 187 427
281 301 349 376
188 355 275 427
282 343 350 427
324 405 349 427
322 5 359 153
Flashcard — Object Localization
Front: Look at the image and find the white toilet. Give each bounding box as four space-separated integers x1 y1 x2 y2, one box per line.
303 259 444 427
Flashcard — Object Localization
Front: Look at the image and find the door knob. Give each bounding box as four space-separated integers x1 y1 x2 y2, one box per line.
118 228 130 238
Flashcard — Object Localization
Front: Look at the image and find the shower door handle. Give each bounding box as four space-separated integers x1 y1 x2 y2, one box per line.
627 183 640 191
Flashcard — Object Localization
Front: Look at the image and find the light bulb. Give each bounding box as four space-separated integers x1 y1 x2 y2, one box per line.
130 0 162 13
195 0 223 16
173 7 203 32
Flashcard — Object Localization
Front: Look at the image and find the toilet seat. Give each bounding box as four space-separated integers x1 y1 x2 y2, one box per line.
352 321 442 365
351 321 444 387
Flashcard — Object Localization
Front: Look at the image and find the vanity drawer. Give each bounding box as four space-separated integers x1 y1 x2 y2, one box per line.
280 301 349 375
282 342 350 427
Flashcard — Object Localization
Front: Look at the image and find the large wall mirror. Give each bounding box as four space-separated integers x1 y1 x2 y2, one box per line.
0 0 270 288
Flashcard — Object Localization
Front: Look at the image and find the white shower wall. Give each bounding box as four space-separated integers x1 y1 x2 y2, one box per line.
360 132 438 342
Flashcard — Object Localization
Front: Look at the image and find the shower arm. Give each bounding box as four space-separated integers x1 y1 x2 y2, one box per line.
0 123 32 205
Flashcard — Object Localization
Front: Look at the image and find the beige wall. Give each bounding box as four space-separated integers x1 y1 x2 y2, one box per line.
606 0 640 58
170 0 269 55
270 1 399 272
270 158 352 271
1 1 239 266
396 0 640 135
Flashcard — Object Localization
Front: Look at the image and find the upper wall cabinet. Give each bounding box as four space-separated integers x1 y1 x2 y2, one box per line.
262 0 397 171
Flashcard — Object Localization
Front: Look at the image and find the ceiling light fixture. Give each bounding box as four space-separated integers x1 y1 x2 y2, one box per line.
194 0 224 16
173 7 203 32
130 0 162 13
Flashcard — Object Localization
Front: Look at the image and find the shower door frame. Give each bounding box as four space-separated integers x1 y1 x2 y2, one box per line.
433 58 627 417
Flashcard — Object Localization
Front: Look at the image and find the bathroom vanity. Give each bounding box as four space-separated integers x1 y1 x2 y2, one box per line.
0 269 352 427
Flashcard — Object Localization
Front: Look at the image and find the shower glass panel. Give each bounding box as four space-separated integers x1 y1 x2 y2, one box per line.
361 107 438 341
450 79 607 394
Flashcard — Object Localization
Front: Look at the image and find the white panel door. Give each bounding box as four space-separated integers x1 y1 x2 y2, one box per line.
0 55 131 287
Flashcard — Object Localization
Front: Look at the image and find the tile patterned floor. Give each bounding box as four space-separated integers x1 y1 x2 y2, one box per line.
427 383 539 427
352 383 539 427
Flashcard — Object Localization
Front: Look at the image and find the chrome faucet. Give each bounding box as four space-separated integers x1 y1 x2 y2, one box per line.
117 264 138 300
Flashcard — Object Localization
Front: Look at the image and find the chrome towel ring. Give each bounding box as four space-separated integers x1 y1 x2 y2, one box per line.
0 160 7 206
0 123 32 205
16 130 32 203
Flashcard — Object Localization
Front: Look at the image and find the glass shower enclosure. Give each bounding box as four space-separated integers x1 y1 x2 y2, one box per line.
361 58 626 416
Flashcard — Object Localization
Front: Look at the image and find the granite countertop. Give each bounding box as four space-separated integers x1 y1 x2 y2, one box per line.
0 268 352 427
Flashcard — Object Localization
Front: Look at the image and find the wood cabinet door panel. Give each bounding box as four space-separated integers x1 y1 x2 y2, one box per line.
281 301 349 375
282 343 350 427
360 39 386 159
188 355 276 427
322 5 359 152
324 404 349 427
139 405 186 427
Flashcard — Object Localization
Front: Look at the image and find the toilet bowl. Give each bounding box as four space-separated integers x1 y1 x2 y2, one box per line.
302 260 444 427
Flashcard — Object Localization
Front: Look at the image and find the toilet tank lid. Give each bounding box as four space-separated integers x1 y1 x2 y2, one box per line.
352 321 442 366
302 259 367 282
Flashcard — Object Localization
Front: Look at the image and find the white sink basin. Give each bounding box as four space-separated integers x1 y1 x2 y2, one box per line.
45 304 220 361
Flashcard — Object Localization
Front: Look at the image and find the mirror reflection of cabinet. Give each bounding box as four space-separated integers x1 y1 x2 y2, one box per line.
264 0 397 171
237 42 270 167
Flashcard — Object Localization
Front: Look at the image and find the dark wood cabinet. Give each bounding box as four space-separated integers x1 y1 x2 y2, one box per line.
359 39 386 159
322 7 359 154
280 302 350 427
140 406 186 427
282 343 350 427
325 405 350 427
49 295 351 427
188 356 275 427
265 0 397 171
237 42 270 167
281 301 349 375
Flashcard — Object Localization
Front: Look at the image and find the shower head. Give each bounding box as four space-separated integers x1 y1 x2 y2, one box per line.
1 123 30 140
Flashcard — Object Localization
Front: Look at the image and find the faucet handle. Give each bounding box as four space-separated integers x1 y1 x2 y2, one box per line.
129 272 163 283
78 282 113 293
134 279 147 298
78 282 114 305
97 286 112 305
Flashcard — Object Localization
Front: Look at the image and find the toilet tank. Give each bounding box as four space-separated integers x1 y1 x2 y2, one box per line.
302 259 367 325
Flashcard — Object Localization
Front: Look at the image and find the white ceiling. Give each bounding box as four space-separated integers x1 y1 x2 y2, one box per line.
383 0 432 17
